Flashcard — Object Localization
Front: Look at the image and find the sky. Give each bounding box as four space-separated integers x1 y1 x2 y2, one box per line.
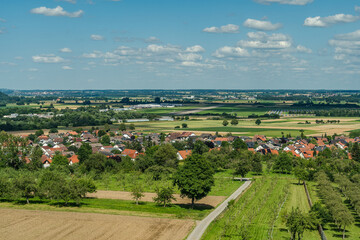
0 0 360 90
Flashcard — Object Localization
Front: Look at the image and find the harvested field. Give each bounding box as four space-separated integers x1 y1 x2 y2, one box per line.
0 208 194 240
88 190 226 208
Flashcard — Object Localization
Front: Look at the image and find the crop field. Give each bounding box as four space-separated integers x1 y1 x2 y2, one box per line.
0 208 194 240
195 105 271 116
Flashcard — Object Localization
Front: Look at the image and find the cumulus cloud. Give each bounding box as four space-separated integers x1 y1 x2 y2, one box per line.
304 14 360 27
296 45 312 53
32 54 65 63
185 45 205 53
329 30 360 63
203 24 239 33
60 47 72 53
243 19 282 31
254 0 313 5
213 46 250 58
91 34 105 41
30 6 83 18
62 66 73 70
238 32 292 49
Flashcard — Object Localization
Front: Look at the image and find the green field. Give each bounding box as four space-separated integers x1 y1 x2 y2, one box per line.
196 106 271 117
95 170 243 197
0 196 210 220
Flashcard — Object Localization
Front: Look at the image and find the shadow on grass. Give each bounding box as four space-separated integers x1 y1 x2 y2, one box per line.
176 203 214 211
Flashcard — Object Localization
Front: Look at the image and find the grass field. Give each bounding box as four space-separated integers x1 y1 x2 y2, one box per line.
95 170 243 197
195 106 271 117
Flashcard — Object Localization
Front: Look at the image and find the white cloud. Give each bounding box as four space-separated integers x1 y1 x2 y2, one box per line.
60 47 72 53
238 32 292 49
30 6 83 18
304 14 360 27
213 46 250 58
296 45 312 53
32 54 65 63
145 36 160 43
146 44 181 54
90 34 105 41
185 45 205 53
254 0 313 5
28 68 39 72
62 66 73 70
203 24 239 33
243 19 282 31
329 30 360 63
178 53 202 61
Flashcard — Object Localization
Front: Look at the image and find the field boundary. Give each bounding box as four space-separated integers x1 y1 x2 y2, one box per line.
186 180 252 240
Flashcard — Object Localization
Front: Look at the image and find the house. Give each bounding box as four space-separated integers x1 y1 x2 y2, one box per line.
68 155 79 165
41 155 52 168
121 149 139 160
177 150 192 160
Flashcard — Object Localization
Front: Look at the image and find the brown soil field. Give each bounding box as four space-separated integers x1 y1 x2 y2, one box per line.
87 190 225 208
0 208 194 240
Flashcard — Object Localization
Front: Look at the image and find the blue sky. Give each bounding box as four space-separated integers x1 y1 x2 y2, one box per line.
0 0 360 90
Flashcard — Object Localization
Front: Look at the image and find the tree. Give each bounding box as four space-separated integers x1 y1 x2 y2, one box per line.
35 129 44 137
294 167 308 185
28 145 43 171
252 154 263 175
131 184 144 205
222 120 229 126
299 129 305 139
273 152 293 173
13 172 37 204
153 144 178 168
119 123 127 131
100 134 111 145
83 153 106 174
255 119 261 126
49 128 58 133
129 124 135 130
232 138 248 150
98 129 106 137
52 154 69 166
153 186 176 207
182 123 188 128
351 142 360 162
284 207 310 240
77 143 92 164
173 154 215 208
230 119 239 126
193 140 209 155
234 158 251 180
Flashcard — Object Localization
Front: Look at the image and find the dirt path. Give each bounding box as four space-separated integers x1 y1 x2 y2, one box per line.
87 190 226 208
0 208 194 240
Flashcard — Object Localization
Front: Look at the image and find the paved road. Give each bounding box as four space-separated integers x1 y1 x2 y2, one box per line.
187 180 252 240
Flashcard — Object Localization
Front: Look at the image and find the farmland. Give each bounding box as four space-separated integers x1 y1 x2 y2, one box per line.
0 208 194 240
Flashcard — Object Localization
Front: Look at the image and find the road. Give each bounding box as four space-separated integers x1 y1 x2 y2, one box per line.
186 180 252 240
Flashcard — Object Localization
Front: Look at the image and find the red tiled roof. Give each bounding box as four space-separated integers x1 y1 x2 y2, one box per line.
68 155 79 163
121 149 138 159
178 150 192 160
